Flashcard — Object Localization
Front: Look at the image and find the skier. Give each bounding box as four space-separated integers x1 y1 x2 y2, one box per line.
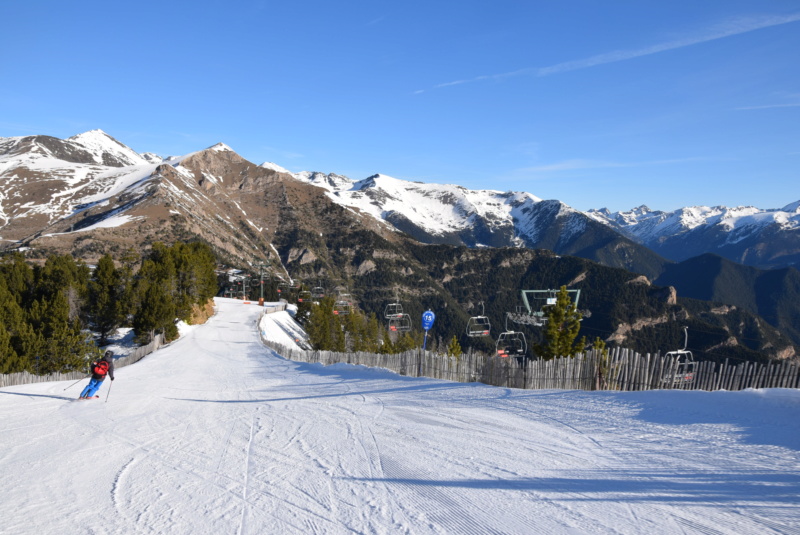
79 350 115 399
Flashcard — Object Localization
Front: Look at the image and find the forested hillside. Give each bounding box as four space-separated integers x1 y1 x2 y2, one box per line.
238 241 795 365
656 254 800 347
0 242 217 374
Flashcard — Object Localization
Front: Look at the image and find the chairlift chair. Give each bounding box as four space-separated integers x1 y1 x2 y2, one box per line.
333 299 351 315
276 282 289 294
298 290 312 302
663 327 695 385
311 286 325 299
384 302 404 319
496 331 526 358
388 314 412 332
466 302 491 337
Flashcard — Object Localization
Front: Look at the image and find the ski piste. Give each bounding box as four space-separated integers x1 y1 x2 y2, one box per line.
0 297 797 534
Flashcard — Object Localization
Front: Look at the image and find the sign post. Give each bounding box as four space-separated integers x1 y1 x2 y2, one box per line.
421 310 435 350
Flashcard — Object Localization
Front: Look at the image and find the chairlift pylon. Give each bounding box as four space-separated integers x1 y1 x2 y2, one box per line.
507 288 584 327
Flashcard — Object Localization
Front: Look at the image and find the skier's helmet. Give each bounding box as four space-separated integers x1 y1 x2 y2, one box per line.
104 350 114 359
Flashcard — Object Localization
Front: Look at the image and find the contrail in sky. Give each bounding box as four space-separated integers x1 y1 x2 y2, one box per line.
417 12 800 92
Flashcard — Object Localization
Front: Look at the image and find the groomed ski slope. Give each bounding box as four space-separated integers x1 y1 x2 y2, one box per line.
1 298 798 534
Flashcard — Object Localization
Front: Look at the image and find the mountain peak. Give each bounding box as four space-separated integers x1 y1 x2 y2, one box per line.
66 129 147 167
782 200 800 213
208 142 234 153
260 161 293 175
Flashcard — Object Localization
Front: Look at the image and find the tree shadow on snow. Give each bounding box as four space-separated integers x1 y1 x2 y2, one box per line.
165 381 463 404
0 390 77 402
343 469 800 504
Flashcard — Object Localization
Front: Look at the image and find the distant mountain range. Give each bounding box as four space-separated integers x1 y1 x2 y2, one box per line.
282 170 667 278
275 166 799 273
587 203 800 270
0 130 797 361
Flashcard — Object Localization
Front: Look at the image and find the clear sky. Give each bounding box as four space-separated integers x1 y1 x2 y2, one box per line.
1 1 798 212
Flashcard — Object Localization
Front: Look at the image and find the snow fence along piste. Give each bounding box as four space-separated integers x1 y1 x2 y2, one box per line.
0 334 165 389
259 337 800 392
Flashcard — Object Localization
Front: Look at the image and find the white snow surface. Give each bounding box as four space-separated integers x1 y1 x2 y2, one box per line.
1 297 798 534
259 161 293 175
587 202 800 242
293 171 545 236
68 130 150 167
258 308 309 349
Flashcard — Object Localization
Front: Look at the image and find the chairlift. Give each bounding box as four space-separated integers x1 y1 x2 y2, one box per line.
333 287 352 315
466 302 491 337
276 281 289 294
298 290 312 302
311 286 325 299
333 300 351 315
388 314 412 332
496 331 527 358
663 326 696 385
384 302 404 319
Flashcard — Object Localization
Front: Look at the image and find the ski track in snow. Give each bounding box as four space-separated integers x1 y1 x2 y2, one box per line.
0 297 798 534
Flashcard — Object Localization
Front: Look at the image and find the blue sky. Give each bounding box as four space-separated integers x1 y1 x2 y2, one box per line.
1 1 798 212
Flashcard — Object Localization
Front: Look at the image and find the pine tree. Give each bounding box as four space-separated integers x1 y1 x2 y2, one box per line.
447 335 462 357
306 296 336 350
116 248 140 321
534 285 584 360
88 254 121 345
27 292 90 374
0 252 34 305
133 282 177 343
0 278 30 373
0 322 23 374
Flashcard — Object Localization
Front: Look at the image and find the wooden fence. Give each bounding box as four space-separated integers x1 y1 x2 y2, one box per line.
0 334 165 389
260 339 800 392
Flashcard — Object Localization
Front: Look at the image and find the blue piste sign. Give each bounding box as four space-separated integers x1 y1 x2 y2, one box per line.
422 310 435 331
421 310 435 350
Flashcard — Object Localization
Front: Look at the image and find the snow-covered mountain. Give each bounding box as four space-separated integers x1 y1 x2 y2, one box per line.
587 203 800 269
3 128 797 275
0 130 164 239
277 169 666 277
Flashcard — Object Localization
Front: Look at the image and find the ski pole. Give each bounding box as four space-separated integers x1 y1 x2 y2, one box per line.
63 376 88 391
105 380 113 403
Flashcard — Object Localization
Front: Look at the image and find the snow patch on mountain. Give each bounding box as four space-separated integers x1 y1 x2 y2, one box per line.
68 130 149 167
293 171 545 237
587 203 800 243
782 200 800 213
208 142 234 153
259 161 293 175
